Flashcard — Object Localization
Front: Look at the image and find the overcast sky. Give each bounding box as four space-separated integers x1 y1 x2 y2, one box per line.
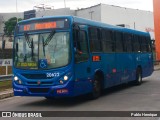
0 0 153 13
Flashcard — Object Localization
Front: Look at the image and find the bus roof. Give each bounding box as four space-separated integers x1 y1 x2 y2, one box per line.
72 16 150 36
18 15 150 37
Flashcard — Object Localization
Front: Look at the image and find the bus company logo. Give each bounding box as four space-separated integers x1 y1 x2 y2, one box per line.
2 112 11 117
57 89 68 94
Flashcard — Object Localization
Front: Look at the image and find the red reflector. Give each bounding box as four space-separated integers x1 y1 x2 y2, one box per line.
92 56 101 61
57 89 68 94
112 69 117 73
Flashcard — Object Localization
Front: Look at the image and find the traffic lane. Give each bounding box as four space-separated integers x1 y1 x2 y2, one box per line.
0 71 160 112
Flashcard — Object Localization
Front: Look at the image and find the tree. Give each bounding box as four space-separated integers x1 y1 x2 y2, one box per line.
4 17 22 37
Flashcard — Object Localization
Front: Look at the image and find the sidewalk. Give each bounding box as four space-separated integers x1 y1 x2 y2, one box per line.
0 89 13 100
154 64 160 71
0 65 160 100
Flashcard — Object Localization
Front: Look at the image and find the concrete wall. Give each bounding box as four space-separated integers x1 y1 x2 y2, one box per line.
76 4 154 39
36 8 75 17
76 4 101 22
101 4 154 39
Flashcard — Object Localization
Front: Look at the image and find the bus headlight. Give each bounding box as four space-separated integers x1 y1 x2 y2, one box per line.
14 76 23 85
14 76 19 81
64 76 68 81
59 72 72 85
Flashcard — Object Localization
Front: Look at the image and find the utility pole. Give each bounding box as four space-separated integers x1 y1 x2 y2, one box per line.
16 0 17 13
134 22 136 29
64 0 66 8
16 0 18 23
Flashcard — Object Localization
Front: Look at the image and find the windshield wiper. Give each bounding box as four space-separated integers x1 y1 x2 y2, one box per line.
24 33 34 60
31 38 34 60
43 30 56 46
24 33 32 48
42 36 46 56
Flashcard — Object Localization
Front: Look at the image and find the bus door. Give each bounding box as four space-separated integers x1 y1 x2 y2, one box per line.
73 25 91 95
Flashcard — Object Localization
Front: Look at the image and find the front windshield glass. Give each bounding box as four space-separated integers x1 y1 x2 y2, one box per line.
14 32 70 69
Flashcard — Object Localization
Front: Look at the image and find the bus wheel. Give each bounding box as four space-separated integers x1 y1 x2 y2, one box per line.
135 68 142 85
90 75 101 99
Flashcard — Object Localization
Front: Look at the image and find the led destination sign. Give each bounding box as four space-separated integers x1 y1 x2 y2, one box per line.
23 22 57 31
18 19 69 32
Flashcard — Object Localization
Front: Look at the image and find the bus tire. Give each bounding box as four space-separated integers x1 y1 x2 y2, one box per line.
90 74 101 99
135 68 142 85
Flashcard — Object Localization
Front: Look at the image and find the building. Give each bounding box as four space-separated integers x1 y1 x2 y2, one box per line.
76 4 154 40
0 3 154 47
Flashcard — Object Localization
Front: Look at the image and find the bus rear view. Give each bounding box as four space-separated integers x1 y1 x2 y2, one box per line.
13 17 74 98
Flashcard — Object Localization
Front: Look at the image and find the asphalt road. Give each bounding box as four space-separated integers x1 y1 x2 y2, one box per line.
1 71 160 120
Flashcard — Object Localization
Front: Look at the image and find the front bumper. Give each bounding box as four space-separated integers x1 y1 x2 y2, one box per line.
12 81 75 97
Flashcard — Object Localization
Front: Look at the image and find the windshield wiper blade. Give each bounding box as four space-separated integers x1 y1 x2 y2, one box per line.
42 36 46 56
31 38 34 60
24 33 32 48
24 33 34 60
44 30 56 46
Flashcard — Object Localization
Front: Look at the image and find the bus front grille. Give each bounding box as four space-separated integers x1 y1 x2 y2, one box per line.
21 74 54 79
27 82 53 85
29 88 49 93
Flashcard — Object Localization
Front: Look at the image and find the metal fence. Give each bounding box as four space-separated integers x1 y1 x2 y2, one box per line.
0 75 12 81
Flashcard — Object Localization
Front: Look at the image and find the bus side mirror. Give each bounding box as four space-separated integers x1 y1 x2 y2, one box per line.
73 24 80 30
16 43 19 52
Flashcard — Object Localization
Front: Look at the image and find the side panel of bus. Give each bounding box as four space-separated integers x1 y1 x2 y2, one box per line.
101 53 116 88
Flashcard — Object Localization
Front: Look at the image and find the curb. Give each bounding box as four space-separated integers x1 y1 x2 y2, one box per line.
154 69 160 71
0 90 14 100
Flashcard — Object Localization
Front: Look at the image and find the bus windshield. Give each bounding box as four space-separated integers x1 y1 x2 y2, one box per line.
14 31 70 69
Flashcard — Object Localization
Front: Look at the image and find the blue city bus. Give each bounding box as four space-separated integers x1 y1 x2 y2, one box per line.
13 16 153 99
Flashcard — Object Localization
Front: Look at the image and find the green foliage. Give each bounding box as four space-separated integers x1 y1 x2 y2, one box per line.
4 17 22 36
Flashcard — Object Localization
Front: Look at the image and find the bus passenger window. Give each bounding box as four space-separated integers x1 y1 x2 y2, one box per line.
101 30 114 52
115 32 123 52
141 37 149 52
89 27 102 52
124 34 133 52
146 37 152 52
74 30 89 63
133 36 141 52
